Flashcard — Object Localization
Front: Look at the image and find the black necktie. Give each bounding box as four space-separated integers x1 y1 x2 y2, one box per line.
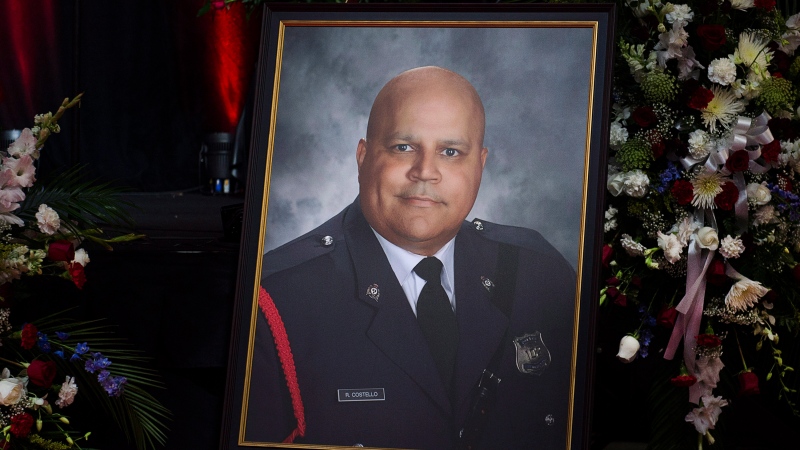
414 257 459 394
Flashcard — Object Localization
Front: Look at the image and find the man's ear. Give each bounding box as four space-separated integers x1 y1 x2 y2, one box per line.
356 139 368 170
480 147 488 169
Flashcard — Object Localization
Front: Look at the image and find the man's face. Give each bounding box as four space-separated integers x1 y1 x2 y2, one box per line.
357 84 487 256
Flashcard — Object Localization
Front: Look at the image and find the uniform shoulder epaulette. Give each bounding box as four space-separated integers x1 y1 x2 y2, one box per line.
261 207 347 279
465 218 563 258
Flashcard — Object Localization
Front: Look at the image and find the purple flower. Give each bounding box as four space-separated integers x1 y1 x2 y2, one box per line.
97 370 111 383
55 331 70 340
102 376 127 397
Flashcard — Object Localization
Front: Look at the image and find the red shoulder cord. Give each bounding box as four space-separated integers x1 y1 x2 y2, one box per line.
258 287 306 443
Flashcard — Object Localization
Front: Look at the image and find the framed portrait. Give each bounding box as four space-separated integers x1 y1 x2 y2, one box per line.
221 3 615 449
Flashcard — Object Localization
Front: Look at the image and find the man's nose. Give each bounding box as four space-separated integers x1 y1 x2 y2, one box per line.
408 148 441 182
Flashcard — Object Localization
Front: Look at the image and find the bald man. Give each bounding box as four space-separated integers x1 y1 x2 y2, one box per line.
247 67 575 449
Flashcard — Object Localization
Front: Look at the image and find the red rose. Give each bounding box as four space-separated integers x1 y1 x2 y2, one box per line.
687 86 714 110
657 305 678 328
762 289 779 305
770 48 791 74
670 374 698 387
606 276 621 286
632 106 658 128
755 0 776 10
20 323 37 349
614 293 628 307
670 179 694 205
738 371 761 396
792 264 800 285
695 24 727 52
725 150 750 172
606 286 619 298
715 182 739 211
707 258 728 286
602 244 614 268
69 263 86 290
761 140 781 163
696 333 722 348
651 139 666 159
768 117 799 141
715 181 740 208
10 413 33 438
47 240 75 262
630 276 642 288
27 360 57 388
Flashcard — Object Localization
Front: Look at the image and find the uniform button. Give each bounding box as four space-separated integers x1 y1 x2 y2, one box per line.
473 219 484 231
321 235 334 246
545 414 554 426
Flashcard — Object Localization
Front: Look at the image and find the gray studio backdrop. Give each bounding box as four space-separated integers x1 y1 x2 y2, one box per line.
263 26 594 269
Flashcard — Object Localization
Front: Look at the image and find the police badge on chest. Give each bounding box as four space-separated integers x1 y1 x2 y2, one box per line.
513 331 551 376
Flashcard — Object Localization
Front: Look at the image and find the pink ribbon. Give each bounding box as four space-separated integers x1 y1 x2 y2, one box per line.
664 211 716 404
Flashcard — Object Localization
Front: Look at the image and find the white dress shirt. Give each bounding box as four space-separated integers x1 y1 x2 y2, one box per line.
372 230 456 316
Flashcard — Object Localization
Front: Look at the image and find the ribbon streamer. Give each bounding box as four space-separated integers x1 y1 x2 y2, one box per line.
664 210 716 404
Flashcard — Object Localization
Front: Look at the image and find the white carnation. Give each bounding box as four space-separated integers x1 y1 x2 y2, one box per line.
665 4 694 27
752 205 777 227
72 248 90 267
708 58 737 86
621 234 647 257
623 170 650 198
610 122 629 149
35 204 60 235
688 129 711 159
657 231 683 264
719 235 745 259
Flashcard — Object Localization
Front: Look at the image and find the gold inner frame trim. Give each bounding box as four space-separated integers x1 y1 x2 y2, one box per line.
240 19 601 449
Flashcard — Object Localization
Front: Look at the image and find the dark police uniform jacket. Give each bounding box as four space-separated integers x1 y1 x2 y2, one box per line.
246 199 576 449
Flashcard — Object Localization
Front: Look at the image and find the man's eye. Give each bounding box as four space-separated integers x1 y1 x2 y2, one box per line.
395 144 412 152
442 148 460 157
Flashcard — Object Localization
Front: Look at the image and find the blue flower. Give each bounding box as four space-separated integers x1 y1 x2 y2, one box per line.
55 331 70 340
75 342 89 355
85 359 97 373
53 350 65 359
655 162 680 194
37 333 51 353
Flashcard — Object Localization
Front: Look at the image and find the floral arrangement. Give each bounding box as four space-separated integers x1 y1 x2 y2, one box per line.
0 96 169 449
604 0 800 447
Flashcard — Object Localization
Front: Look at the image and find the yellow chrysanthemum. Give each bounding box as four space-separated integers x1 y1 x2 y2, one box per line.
691 171 725 209
701 86 745 132
734 32 772 73
725 277 768 312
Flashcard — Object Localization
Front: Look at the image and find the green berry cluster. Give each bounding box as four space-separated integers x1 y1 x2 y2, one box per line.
640 71 678 104
616 137 653 171
757 76 796 115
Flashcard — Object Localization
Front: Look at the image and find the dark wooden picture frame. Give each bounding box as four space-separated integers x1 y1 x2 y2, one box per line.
221 3 616 449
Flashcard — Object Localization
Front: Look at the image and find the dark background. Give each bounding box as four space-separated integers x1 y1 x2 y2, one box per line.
2 1 800 450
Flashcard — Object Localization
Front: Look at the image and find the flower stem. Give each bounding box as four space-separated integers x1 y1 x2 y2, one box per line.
0 356 24 368
735 329 748 371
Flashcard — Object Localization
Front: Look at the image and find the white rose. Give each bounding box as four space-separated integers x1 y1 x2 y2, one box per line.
616 335 640 363
696 227 719 251
657 232 683 264
746 182 771 205
0 378 25 406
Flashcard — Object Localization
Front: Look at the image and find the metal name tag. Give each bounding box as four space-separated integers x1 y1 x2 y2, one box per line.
337 388 386 402
513 331 551 376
